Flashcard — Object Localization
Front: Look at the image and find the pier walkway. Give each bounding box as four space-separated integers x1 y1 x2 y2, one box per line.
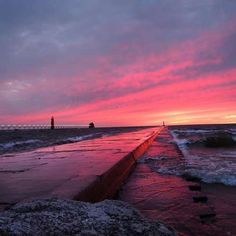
119 127 236 236
0 127 161 210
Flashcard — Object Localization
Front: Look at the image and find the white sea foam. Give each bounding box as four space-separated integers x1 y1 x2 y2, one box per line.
170 130 189 156
0 133 102 152
172 129 215 134
0 139 41 150
64 133 99 142
230 129 236 141
164 128 236 186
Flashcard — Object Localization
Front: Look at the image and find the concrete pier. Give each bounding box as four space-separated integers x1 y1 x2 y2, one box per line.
119 128 236 236
0 127 162 210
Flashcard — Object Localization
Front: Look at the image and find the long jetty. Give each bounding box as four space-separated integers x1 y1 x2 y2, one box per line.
0 127 162 210
0 124 84 130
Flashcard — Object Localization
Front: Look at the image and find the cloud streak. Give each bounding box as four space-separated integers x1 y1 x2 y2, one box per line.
0 0 236 125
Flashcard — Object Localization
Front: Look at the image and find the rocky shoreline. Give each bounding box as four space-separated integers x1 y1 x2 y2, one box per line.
0 198 177 236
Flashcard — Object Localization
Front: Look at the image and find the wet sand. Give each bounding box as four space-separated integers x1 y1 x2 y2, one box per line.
0 127 148 155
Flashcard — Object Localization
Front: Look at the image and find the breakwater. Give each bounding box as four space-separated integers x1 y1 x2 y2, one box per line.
0 127 162 210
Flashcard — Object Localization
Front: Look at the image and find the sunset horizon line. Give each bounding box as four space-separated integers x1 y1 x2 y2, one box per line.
0 122 236 128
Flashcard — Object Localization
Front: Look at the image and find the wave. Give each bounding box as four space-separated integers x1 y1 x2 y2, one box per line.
172 129 217 134
0 139 42 150
52 133 103 145
63 133 100 142
155 154 236 186
0 133 103 153
152 129 236 186
229 129 236 141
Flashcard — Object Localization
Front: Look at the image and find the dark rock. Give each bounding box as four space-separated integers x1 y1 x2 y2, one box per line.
193 196 208 203
204 132 235 148
181 173 201 182
199 213 216 224
188 185 201 191
89 122 95 128
0 198 177 236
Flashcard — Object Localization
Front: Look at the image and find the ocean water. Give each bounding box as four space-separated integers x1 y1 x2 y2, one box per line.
0 127 147 154
0 133 101 153
158 125 236 186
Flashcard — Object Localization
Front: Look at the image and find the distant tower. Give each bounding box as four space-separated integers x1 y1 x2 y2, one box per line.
163 121 165 126
89 122 95 128
51 116 55 130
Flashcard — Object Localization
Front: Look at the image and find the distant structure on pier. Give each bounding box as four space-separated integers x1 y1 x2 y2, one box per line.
89 122 95 128
51 116 55 130
163 121 165 126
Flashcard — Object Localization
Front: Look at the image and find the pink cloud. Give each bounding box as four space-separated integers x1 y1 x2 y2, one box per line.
1 17 236 126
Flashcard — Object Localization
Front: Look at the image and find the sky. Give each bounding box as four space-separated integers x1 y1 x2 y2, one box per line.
0 0 236 126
